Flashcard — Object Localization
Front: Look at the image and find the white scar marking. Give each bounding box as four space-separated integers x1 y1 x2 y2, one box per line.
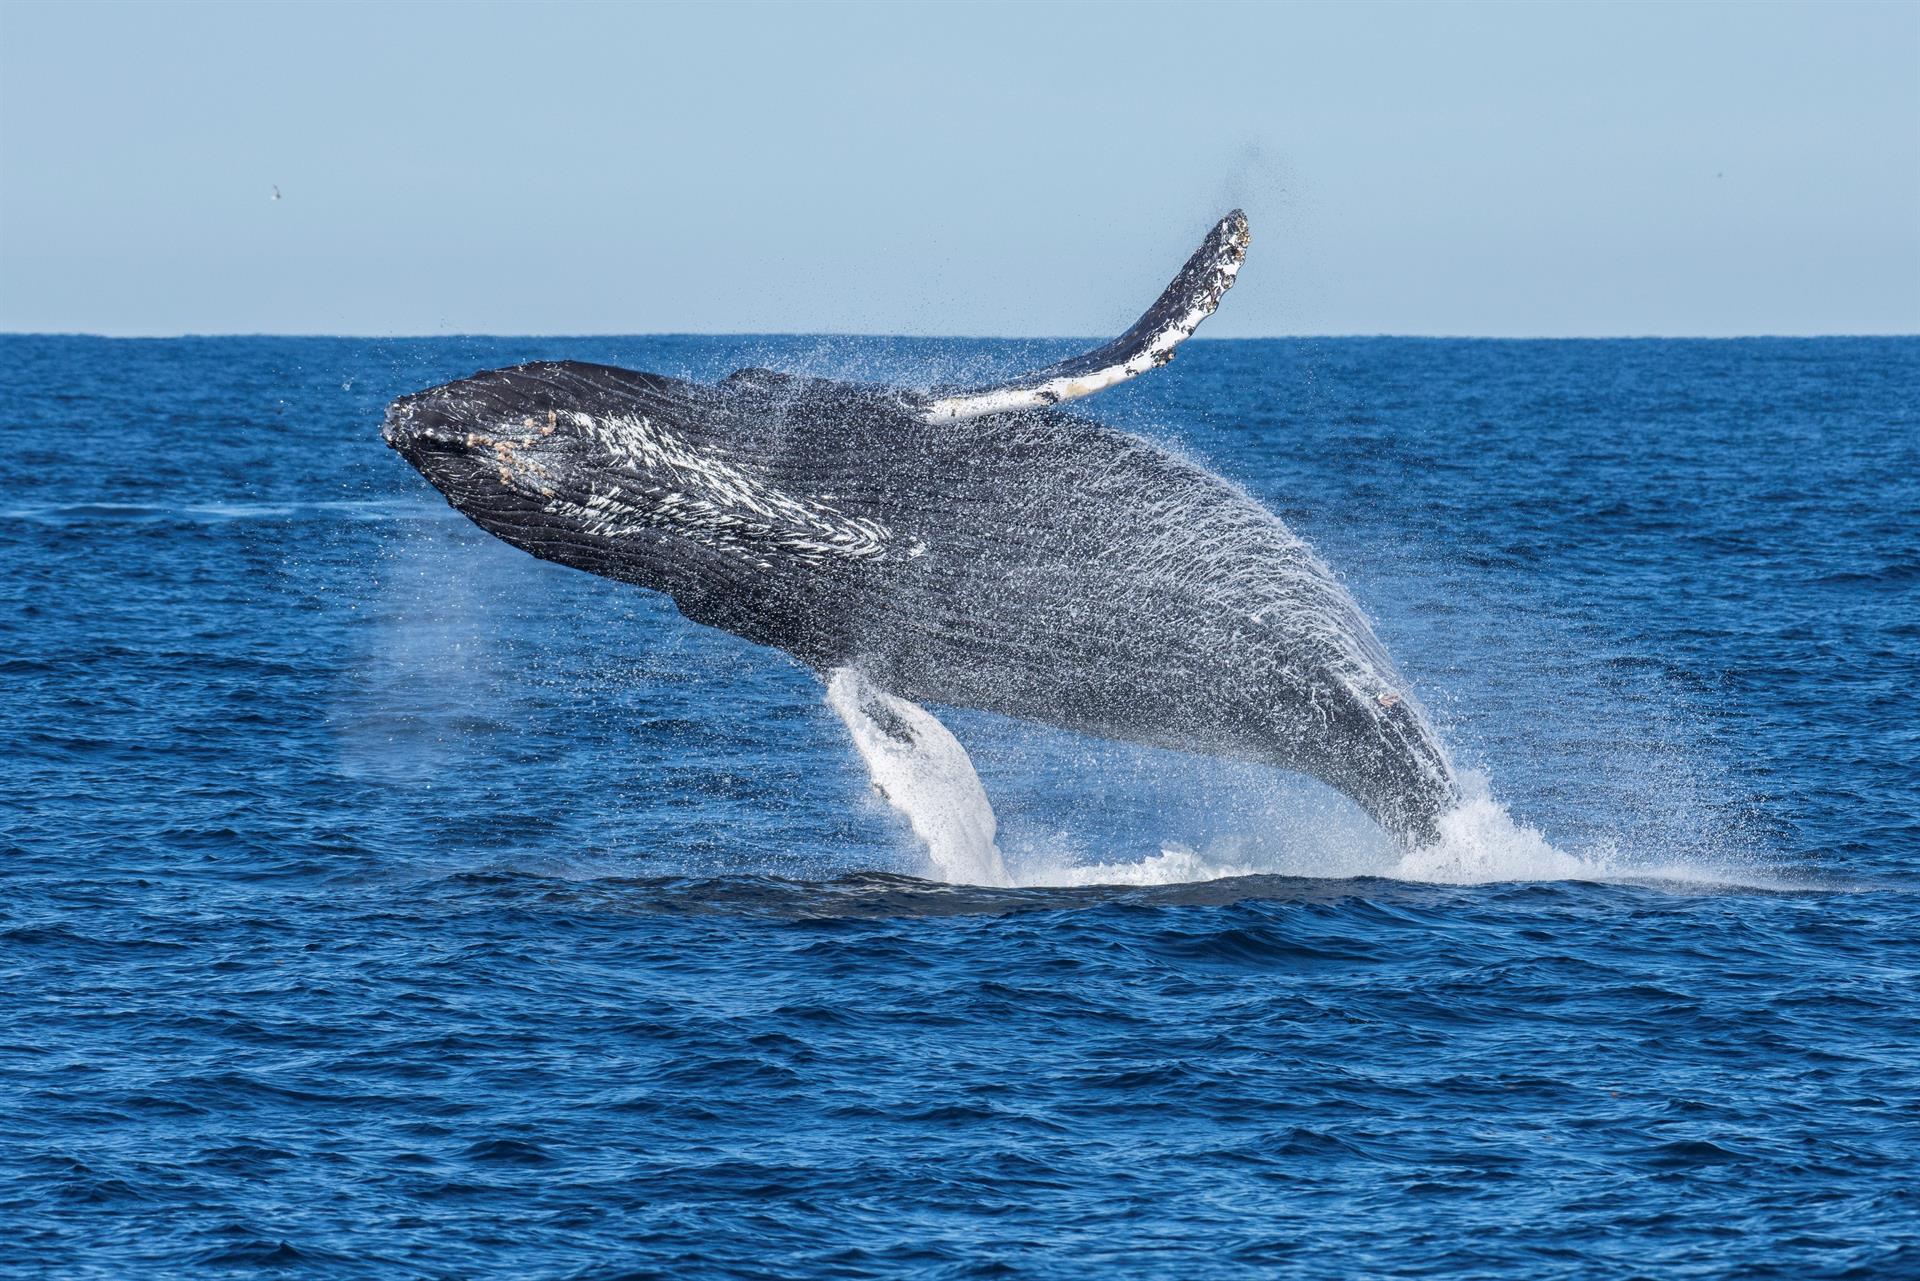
544 412 897 565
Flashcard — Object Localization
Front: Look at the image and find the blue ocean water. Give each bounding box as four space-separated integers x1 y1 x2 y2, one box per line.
2 334 1916 1279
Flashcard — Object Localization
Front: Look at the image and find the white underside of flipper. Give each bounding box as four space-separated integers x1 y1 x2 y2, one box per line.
826 667 1011 887
915 210 1250 422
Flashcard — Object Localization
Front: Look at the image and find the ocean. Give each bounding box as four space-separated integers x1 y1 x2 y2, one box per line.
2 334 1915 1278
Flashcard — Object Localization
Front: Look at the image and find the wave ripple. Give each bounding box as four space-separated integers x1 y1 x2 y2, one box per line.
1 334 1916 1278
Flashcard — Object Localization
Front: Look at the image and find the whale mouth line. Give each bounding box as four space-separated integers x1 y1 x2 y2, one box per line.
395 428 469 454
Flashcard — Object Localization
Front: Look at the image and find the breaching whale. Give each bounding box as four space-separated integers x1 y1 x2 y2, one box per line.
383 212 1461 873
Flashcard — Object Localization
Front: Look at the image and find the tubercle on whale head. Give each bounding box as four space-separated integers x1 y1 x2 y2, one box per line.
382 380 576 510
384 384 548 453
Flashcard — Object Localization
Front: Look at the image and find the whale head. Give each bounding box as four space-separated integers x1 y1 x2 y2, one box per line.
381 362 727 592
384 371 599 535
383 361 901 609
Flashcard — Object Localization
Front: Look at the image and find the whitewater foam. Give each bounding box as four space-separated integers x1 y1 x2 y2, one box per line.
883 755 1754 891
1382 772 1605 885
1008 842 1262 889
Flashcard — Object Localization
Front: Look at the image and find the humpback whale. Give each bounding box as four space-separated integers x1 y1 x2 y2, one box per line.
383 212 1460 868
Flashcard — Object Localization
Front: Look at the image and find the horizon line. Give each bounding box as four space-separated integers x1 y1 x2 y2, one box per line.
3 330 1916 343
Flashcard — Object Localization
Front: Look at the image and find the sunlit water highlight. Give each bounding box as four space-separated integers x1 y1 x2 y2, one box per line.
2 335 1915 1278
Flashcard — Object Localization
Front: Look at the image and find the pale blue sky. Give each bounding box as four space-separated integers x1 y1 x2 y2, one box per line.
1 0 1914 336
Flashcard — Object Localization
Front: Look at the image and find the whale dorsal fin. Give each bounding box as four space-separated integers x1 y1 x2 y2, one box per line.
915 210 1250 423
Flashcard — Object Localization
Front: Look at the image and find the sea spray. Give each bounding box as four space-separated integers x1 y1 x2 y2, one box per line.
1386 770 1598 885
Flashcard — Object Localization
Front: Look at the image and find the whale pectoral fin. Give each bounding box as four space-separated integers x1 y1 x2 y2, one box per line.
825 668 1010 887
914 210 1250 423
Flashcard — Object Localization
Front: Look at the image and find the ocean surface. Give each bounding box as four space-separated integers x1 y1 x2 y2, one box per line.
2 334 1916 1279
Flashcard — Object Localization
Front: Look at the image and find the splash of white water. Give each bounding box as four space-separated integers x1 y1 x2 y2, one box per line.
1010 843 1263 888
1381 772 1609 885
855 736 1744 890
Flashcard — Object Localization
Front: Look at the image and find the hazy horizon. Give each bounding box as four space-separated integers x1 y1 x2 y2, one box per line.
3 0 1915 339
6 330 1917 342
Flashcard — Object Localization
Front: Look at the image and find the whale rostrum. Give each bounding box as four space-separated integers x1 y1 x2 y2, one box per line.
383 211 1461 855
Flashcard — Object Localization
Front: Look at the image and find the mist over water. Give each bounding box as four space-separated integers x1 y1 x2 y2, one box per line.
3 335 1916 1277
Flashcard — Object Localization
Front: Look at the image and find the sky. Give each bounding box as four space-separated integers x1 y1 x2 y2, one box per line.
0 0 1914 337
